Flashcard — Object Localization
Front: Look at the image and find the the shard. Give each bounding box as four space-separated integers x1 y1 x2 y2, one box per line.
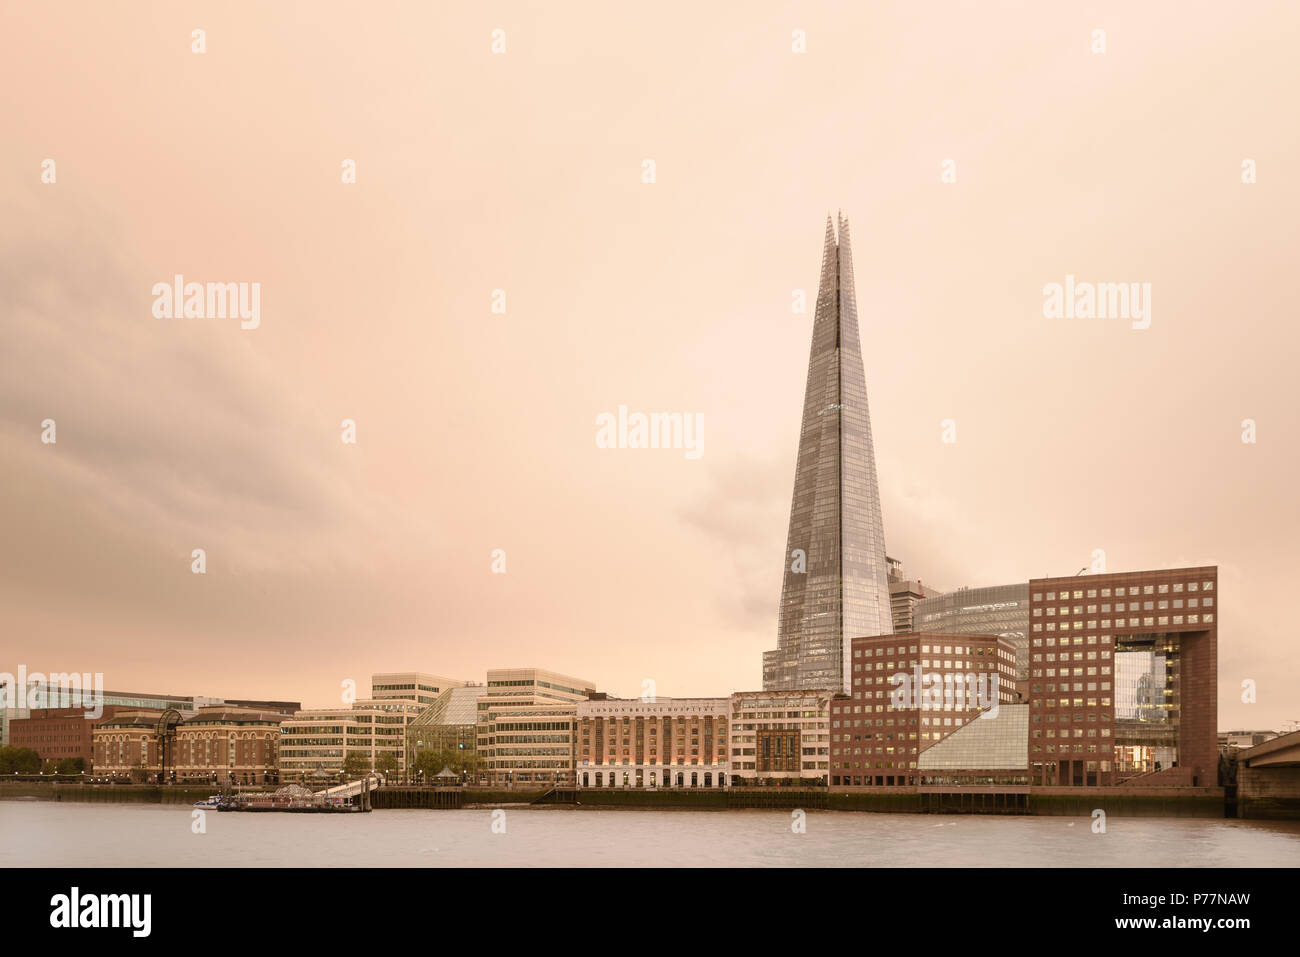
763 213 892 694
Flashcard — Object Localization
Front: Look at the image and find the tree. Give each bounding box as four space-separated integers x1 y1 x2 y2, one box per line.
0 747 42 774
58 757 86 775
410 749 443 781
342 753 371 778
375 752 398 776
411 746 480 780
448 749 481 776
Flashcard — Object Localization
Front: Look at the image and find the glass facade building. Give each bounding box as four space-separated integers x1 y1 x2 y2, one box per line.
914 583 1031 679
916 704 1029 774
764 214 892 694
406 684 482 773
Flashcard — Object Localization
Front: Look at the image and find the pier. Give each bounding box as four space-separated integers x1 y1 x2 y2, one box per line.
372 787 464 809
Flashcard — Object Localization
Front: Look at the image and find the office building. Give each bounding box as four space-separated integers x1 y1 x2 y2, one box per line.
370 672 469 708
764 214 893 694
915 704 1032 787
830 632 1017 787
475 668 595 787
730 689 833 785
406 684 482 778
279 698 423 782
887 556 930 634
9 706 127 769
1028 566 1218 787
914 583 1030 679
1220 730 1278 750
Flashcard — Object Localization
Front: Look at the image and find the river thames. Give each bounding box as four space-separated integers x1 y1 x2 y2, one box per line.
3 801 1299 867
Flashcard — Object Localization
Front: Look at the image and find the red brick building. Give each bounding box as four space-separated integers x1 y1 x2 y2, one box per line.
9 706 125 768
1028 566 1217 787
173 706 282 785
831 632 1018 787
91 705 283 784
91 709 169 779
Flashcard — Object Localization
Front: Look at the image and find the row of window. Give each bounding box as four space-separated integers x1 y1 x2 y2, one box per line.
854 644 1010 658
1036 581 1214 601
1034 614 1212 632
1038 597 1212 616
1032 701 1115 712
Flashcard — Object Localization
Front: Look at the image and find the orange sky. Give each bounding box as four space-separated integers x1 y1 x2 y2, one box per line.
1 2 1297 728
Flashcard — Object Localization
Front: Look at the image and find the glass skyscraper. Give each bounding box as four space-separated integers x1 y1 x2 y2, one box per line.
763 214 892 694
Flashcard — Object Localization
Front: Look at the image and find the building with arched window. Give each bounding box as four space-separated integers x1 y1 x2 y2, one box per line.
172 706 283 785
90 710 168 779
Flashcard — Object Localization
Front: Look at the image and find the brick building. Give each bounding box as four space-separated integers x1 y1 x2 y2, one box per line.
173 706 283 785
575 697 729 789
91 709 170 779
1028 566 1218 787
8 706 126 768
830 632 1018 788
92 705 283 784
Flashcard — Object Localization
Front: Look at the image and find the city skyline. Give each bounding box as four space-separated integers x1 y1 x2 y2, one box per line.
2 4 1297 730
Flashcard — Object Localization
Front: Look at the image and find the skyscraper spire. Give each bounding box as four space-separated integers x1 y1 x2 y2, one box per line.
763 215 892 694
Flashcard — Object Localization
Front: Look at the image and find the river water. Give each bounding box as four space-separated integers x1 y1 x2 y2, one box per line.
2 800 1298 867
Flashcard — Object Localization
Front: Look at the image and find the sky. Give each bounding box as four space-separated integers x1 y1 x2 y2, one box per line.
1 2 1297 729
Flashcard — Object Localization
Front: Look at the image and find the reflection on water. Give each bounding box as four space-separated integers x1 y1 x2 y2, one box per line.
2 802 1298 867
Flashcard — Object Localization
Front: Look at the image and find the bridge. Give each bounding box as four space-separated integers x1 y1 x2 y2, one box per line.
1237 730 1300 819
319 773 386 802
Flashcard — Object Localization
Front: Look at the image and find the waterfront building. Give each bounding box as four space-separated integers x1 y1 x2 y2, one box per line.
90 709 169 779
475 668 594 787
406 684 482 779
93 706 281 783
9 706 128 769
476 667 594 709
370 672 469 708
475 702 580 787
172 706 283 785
279 673 462 781
764 214 893 695
279 699 423 782
1027 566 1218 787
4 680 299 758
278 708 349 782
915 703 1032 787
829 632 1018 788
914 583 1030 679
729 689 833 785
575 697 729 789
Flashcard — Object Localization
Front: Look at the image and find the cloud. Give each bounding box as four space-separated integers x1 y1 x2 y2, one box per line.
0 190 395 596
677 453 789 631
